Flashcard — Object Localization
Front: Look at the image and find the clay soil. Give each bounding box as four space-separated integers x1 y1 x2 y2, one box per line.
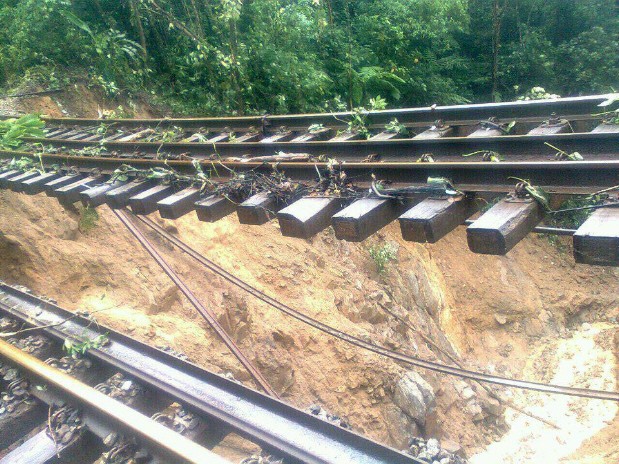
0 92 617 462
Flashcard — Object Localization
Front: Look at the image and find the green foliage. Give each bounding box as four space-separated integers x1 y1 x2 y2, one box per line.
0 0 616 112
78 206 99 233
368 243 398 275
385 118 407 136
544 142 584 161
345 96 387 138
462 150 503 162
0 115 45 150
63 333 108 357
517 86 561 101
546 197 604 229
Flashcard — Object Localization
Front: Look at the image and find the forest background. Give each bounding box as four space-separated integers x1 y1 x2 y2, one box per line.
0 0 617 115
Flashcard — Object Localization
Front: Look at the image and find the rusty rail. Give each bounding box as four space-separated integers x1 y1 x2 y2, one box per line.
113 208 278 397
0 337 228 464
134 214 619 402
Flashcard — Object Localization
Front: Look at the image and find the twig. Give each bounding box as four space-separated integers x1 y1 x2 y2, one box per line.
0 307 109 338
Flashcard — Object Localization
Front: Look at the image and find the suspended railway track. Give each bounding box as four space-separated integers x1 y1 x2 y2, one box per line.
1 95 619 462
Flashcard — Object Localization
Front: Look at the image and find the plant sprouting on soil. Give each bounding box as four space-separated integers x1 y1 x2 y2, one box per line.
78 206 99 233
368 243 398 275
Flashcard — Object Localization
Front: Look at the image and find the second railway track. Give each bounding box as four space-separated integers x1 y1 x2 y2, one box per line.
0 282 420 464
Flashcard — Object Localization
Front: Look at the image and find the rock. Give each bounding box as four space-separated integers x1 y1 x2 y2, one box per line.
148 285 180 314
481 397 502 417
369 289 392 306
394 371 436 426
305 404 350 429
358 303 387 323
460 386 476 401
494 313 508 325
405 437 467 463
441 439 463 457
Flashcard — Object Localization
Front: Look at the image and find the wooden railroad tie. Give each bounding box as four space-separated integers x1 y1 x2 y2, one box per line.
573 203 619 266
399 195 477 243
467 196 545 255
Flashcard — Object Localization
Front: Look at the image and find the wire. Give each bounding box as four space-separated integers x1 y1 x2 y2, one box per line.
133 212 619 402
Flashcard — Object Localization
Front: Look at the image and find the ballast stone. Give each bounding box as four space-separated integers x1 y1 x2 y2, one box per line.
394 371 436 426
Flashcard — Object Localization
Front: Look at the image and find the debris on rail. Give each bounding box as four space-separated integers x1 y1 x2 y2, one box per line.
240 453 284 464
306 404 351 429
405 437 467 464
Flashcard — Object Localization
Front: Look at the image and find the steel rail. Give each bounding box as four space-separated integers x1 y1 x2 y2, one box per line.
0 282 421 464
24 131 619 161
1 149 617 194
0 337 228 464
42 94 616 130
134 214 619 402
113 208 278 397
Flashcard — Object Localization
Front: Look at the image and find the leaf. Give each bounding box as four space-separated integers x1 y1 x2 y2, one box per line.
568 152 584 161
598 94 619 107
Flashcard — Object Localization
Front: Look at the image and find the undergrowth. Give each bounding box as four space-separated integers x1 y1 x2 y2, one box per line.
546 196 604 229
78 206 99 233
368 243 398 275
63 333 108 357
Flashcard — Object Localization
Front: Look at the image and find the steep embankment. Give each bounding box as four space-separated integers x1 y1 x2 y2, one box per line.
0 190 617 461
0 91 617 462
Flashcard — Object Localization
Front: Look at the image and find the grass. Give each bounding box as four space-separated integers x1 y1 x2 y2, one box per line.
78 206 99 233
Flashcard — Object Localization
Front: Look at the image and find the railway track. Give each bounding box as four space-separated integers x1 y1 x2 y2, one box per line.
25 95 619 161
1 94 618 266
0 282 420 464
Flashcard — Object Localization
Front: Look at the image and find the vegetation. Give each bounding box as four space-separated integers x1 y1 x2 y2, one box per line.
0 115 45 150
0 1 616 115
63 333 109 357
369 243 398 275
78 206 99 233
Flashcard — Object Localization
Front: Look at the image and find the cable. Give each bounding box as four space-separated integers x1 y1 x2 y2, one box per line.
133 212 619 402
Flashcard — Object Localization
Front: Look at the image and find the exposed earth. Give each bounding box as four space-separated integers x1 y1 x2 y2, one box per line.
0 90 617 463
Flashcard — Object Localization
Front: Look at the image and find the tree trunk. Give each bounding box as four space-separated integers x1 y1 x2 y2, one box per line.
129 0 148 61
491 0 507 101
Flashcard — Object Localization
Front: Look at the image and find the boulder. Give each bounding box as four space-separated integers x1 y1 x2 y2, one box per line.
394 371 436 426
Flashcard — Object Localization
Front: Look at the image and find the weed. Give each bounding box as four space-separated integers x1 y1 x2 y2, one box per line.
368 243 398 275
78 206 99 233
0 115 45 150
308 123 326 134
385 118 408 136
516 87 561 101
544 142 583 161
546 196 604 229
345 96 387 139
63 333 109 358
462 150 503 162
